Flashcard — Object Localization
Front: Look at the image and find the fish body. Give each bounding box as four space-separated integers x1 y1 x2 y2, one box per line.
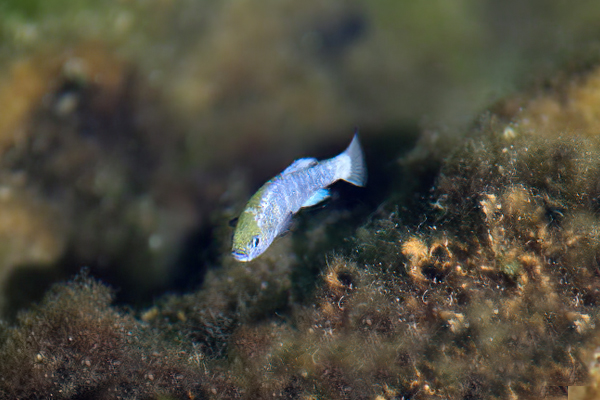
232 133 366 262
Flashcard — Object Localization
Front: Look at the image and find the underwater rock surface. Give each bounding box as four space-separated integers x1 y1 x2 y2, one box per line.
4 1 600 399
7 61 600 400
0 44 201 314
0 0 600 313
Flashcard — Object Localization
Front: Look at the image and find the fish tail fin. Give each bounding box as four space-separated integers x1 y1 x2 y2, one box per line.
340 131 367 187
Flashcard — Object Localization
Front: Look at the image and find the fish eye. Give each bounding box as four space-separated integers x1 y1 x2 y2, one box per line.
252 236 260 248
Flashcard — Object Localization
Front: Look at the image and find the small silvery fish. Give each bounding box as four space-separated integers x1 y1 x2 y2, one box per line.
232 132 367 262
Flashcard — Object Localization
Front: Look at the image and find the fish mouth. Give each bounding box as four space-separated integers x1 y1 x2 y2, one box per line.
232 250 250 262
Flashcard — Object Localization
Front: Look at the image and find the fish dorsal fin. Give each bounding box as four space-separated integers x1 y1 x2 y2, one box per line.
301 188 330 208
281 158 318 175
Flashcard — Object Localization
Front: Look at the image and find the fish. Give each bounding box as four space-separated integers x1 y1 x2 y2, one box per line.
232 132 367 262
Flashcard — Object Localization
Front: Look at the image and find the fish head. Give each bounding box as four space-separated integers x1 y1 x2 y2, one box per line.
231 207 270 262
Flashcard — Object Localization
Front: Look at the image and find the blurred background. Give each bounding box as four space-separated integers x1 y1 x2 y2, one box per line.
1 0 600 316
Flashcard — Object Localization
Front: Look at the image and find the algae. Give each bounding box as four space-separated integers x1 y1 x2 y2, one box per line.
3 1 600 399
0 272 205 398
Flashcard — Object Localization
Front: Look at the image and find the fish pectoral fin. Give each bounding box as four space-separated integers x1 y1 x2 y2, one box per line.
278 213 294 237
281 158 318 175
301 189 331 208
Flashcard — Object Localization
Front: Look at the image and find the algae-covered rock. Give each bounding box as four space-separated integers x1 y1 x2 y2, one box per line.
1 0 600 313
141 64 600 399
0 273 205 398
0 44 201 309
5 1 600 399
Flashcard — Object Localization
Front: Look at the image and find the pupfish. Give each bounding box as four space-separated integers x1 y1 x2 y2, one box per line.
232 132 367 262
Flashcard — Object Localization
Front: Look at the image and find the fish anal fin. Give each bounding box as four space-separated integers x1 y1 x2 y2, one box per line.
282 158 318 175
301 188 331 208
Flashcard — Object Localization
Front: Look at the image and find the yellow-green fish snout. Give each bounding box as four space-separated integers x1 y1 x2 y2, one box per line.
231 205 271 262
232 233 268 262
